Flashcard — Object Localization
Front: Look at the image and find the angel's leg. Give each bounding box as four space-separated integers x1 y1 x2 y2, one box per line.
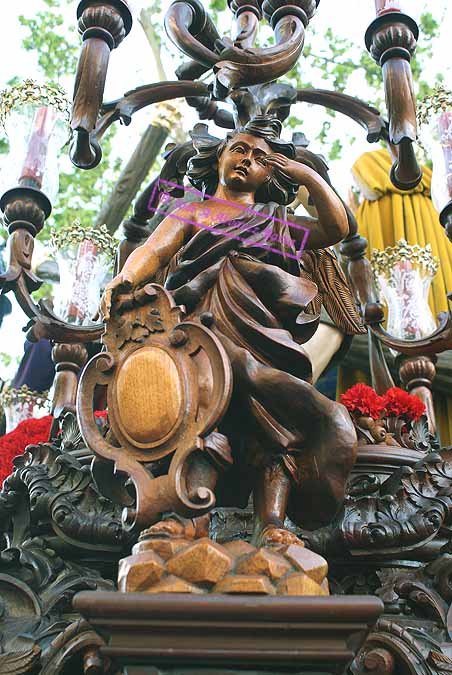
251 460 302 547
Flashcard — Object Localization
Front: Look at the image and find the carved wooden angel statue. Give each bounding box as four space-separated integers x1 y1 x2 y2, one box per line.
100 115 364 545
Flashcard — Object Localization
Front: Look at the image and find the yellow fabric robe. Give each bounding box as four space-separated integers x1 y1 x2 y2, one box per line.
338 148 452 444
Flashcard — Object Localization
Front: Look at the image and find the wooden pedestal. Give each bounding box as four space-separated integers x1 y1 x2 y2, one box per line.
74 592 383 674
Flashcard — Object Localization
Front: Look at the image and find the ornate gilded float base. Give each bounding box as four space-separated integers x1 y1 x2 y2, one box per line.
118 533 329 596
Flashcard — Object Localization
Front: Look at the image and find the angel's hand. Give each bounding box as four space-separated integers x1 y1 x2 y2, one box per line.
262 153 307 183
262 152 290 170
100 272 135 322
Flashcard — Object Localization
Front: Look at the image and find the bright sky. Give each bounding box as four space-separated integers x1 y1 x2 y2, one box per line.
0 0 451 381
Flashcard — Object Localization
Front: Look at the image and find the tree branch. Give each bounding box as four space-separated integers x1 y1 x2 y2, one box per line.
139 8 167 82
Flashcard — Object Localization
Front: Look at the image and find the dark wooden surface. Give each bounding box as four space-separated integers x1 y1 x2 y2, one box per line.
74 591 383 673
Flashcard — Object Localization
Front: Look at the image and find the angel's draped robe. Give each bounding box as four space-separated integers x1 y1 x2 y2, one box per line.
161 201 365 529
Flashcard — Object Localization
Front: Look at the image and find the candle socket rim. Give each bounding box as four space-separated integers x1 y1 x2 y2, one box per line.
76 0 133 36
8 221 39 237
380 46 412 66
0 186 52 220
233 5 262 21
365 12 419 51
395 353 438 369
390 161 423 192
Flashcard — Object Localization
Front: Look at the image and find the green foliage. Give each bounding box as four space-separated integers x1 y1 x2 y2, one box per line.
286 115 306 131
359 51 383 93
329 139 343 161
210 0 227 11
19 0 78 84
307 28 358 93
411 12 442 101
210 0 228 23
0 352 17 369
50 128 120 238
31 281 54 303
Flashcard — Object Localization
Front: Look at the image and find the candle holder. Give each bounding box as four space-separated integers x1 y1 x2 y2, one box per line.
51 220 117 325
0 80 70 201
374 1 401 17
371 239 439 344
418 86 452 242
70 0 133 169
0 80 69 296
371 239 440 434
365 7 422 190
0 81 107 344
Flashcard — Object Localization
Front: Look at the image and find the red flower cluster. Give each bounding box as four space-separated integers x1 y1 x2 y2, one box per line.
340 384 425 423
0 415 52 487
383 387 425 422
0 410 110 487
340 384 385 420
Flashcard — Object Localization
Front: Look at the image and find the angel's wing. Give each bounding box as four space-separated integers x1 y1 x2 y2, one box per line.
299 247 366 336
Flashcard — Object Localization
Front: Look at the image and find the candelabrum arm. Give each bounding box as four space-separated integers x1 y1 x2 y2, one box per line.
0 187 104 344
228 0 261 49
93 81 210 144
164 0 319 99
365 10 422 190
70 0 132 170
296 89 388 143
164 0 221 68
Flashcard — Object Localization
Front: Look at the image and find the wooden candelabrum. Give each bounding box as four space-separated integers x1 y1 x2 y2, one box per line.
398 355 437 435
417 89 452 246
340 223 443 437
0 186 52 299
70 0 132 169
50 343 89 437
365 7 422 190
0 183 105 345
3 1 452 673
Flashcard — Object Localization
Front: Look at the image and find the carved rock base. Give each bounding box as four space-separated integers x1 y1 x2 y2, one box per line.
118 535 329 596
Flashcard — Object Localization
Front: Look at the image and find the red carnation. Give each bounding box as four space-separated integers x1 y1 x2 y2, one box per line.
382 387 425 422
340 383 385 420
0 415 53 487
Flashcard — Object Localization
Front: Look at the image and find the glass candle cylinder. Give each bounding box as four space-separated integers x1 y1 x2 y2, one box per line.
51 221 117 325
371 239 439 343
374 0 401 16
0 80 70 203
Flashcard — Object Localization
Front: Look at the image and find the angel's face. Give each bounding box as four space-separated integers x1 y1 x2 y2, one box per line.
218 133 272 193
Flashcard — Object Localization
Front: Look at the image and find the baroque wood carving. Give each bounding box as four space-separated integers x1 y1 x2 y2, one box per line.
0 413 119 674
1 0 449 669
77 283 233 530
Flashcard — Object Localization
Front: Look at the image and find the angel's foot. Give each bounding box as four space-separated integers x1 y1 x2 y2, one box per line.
258 525 304 548
140 513 210 541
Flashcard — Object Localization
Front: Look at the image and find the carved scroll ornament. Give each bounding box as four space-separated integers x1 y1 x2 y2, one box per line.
165 0 319 99
77 284 233 532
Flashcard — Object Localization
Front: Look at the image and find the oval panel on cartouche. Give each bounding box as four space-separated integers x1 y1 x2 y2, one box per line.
115 346 183 446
